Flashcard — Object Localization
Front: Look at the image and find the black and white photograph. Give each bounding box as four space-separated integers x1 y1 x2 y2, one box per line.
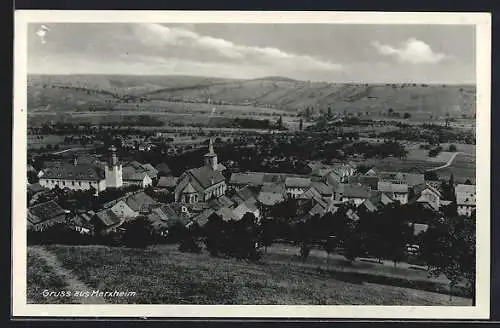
12 11 491 319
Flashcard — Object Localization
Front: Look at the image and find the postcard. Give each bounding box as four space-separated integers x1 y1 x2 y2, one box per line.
12 10 491 319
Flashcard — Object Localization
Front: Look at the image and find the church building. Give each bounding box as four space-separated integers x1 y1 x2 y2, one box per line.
174 138 227 204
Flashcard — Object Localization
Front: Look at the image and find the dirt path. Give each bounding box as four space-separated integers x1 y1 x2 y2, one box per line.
426 152 463 172
30 246 106 304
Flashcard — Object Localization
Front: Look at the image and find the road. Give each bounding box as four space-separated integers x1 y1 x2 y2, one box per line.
426 152 463 172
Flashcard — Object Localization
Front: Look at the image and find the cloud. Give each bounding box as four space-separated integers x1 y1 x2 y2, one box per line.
134 23 343 71
372 38 449 64
35 24 50 44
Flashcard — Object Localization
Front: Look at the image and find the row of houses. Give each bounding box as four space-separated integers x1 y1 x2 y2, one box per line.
227 164 476 218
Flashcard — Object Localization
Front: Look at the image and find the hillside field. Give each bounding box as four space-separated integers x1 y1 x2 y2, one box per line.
27 75 476 117
27 244 472 305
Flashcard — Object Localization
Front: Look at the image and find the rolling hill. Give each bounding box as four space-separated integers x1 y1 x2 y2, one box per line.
27 74 476 116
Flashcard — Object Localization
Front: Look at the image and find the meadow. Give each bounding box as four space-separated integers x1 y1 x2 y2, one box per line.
27 244 472 305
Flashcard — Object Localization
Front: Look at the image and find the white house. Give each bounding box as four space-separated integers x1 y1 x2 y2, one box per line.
38 146 122 195
455 184 476 217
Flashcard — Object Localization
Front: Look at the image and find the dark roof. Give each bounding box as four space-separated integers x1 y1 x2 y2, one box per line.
348 175 379 190
27 182 45 194
122 166 150 181
340 183 371 199
95 209 121 227
379 172 425 187
156 176 178 188
28 201 67 225
41 163 104 181
188 166 225 189
285 177 311 188
155 163 172 174
310 181 333 195
233 185 258 204
125 192 157 212
191 209 215 227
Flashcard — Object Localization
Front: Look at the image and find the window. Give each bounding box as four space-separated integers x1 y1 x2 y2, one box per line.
72 181 75 186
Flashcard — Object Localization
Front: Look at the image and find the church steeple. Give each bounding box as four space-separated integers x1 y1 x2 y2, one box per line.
204 138 218 171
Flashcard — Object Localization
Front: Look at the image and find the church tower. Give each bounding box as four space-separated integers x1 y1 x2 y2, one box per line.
204 138 218 171
105 145 123 188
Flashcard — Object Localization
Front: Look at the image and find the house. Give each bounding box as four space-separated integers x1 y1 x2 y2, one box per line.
155 176 178 191
189 209 216 228
377 181 409 204
378 172 425 188
310 181 334 200
229 171 309 189
347 175 379 190
27 200 69 231
308 162 355 182
106 191 157 220
337 183 371 206
148 203 191 236
231 185 259 205
92 209 123 234
38 146 123 195
155 162 172 176
122 161 155 188
257 184 287 207
174 139 227 204
285 177 311 198
69 211 95 235
455 184 476 217
359 191 394 213
233 199 261 221
411 183 442 211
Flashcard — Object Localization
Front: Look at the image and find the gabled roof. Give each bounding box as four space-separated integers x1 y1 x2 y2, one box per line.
232 185 258 204
125 192 157 212
156 176 178 188
339 183 371 199
191 209 216 227
27 182 45 194
155 162 172 174
95 209 121 227
123 170 149 182
348 175 379 190
142 163 159 178
310 181 333 195
28 201 67 224
285 177 311 188
377 181 409 193
379 172 424 186
233 201 259 220
188 166 225 189
257 185 286 206
40 163 104 181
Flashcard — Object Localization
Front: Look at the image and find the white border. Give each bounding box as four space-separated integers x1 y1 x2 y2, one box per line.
12 10 491 319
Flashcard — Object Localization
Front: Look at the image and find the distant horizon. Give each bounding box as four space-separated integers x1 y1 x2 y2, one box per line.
27 73 476 86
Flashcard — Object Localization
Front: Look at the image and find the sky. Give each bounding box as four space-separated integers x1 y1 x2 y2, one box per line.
27 23 476 84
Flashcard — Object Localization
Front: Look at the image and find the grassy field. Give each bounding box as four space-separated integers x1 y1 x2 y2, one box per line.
26 244 472 305
435 153 476 183
27 248 73 304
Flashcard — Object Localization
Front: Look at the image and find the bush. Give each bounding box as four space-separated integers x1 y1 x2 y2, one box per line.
448 144 457 152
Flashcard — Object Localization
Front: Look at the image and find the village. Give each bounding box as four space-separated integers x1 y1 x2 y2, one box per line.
27 127 476 255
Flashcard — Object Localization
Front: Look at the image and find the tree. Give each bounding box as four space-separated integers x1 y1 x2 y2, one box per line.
258 218 275 253
327 106 332 119
299 118 303 131
448 144 457 152
388 108 394 116
424 170 439 181
204 213 226 257
422 215 475 301
404 113 411 119
299 242 311 263
323 235 337 270
277 115 283 129
121 216 153 249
